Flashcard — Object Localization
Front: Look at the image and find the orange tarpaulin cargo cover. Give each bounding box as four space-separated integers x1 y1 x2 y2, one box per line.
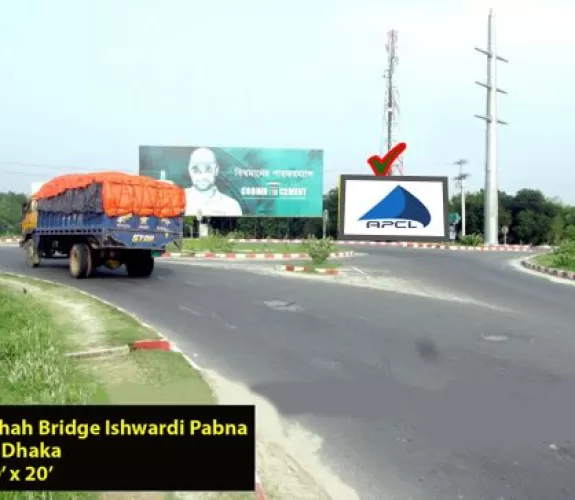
34 172 186 218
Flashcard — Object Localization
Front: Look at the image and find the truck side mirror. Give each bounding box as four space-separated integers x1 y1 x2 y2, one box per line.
21 201 28 216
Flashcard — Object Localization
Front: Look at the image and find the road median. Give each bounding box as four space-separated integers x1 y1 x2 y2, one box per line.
521 242 575 281
275 262 341 275
162 251 355 260
228 238 545 252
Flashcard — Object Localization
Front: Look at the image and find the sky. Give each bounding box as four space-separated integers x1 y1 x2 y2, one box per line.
1 0 574 202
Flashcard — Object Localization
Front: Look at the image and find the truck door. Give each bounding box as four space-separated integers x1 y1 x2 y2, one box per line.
22 198 38 234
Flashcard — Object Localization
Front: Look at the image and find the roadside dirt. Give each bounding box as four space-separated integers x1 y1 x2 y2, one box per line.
161 258 504 310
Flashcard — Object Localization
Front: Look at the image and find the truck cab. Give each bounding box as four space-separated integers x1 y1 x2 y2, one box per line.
21 197 38 237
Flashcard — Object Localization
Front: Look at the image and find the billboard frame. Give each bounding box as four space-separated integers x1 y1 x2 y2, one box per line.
337 174 450 242
139 145 324 218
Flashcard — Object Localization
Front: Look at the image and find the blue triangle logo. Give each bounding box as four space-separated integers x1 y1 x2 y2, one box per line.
359 186 431 227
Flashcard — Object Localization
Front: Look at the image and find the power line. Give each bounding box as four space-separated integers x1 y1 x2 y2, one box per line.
0 161 90 171
0 161 352 176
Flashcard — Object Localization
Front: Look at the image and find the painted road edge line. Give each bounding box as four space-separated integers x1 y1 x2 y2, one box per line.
520 257 575 281
0 271 267 500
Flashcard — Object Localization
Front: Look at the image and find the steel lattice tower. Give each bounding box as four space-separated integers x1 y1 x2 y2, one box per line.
382 29 403 175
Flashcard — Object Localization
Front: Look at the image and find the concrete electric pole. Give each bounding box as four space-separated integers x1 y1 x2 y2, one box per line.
453 159 471 236
474 8 508 245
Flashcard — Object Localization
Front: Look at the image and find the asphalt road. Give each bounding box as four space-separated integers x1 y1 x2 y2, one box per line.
2 245 575 500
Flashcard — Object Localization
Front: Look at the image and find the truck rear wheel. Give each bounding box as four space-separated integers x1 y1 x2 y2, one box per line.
24 240 40 268
125 252 154 278
69 243 92 279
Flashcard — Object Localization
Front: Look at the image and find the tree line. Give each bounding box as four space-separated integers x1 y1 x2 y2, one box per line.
207 187 575 245
2 187 575 245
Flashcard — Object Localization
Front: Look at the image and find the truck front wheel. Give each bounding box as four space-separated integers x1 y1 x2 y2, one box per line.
69 243 92 279
125 251 154 278
24 240 40 268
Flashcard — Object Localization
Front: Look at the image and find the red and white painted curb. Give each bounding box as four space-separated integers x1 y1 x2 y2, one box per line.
275 264 340 275
229 238 547 252
161 251 355 260
130 339 268 499
255 472 266 500
1 236 547 253
3 270 268 498
521 258 575 281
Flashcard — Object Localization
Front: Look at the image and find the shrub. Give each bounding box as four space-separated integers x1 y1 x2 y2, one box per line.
459 233 484 246
302 236 334 265
204 233 234 253
551 240 575 269
227 230 247 240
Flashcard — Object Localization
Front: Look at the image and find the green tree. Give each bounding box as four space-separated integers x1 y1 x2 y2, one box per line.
0 191 27 234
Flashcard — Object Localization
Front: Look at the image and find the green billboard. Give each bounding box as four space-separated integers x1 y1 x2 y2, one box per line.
139 146 324 217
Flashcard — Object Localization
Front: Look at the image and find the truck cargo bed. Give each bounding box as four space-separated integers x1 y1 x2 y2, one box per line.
34 212 183 250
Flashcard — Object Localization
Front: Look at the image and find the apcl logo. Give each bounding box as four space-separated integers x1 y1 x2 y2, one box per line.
359 185 431 229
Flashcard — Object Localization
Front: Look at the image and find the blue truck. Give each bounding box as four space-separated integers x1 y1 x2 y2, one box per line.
20 176 184 279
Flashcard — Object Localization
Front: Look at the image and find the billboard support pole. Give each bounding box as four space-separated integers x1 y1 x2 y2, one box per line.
322 209 329 239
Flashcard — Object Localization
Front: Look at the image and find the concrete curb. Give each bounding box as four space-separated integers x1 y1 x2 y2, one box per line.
228 238 547 252
131 339 268 499
520 257 575 281
161 251 355 260
275 264 340 275
131 339 172 351
0 237 545 253
0 271 267 499
255 472 266 500
65 345 131 359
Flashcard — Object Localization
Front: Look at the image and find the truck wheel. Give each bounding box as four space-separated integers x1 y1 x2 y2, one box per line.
69 243 92 279
24 240 40 268
126 252 154 278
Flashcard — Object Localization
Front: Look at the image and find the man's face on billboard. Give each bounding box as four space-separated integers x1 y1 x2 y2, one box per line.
188 148 218 192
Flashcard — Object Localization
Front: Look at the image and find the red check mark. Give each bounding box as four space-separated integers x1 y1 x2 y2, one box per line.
367 142 407 176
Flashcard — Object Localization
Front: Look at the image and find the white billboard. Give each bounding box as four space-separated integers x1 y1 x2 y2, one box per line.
338 175 449 242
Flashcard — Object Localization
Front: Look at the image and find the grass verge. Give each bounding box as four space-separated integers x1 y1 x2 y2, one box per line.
532 252 575 272
0 272 259 500
167 238 306 254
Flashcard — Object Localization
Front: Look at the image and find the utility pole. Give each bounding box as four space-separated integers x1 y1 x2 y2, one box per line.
382 29 404 175
453 159 471 236
474 8 508 245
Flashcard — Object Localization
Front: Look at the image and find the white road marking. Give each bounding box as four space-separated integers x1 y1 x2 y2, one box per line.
179 305 203 316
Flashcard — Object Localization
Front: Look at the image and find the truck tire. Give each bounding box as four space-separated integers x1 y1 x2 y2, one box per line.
69 243 92 279
125 252 154 278
24 240 40 268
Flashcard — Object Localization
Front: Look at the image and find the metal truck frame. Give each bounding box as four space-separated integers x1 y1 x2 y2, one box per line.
20 199 183 279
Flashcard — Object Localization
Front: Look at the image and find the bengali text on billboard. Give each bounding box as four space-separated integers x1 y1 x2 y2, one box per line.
139 146 324 217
